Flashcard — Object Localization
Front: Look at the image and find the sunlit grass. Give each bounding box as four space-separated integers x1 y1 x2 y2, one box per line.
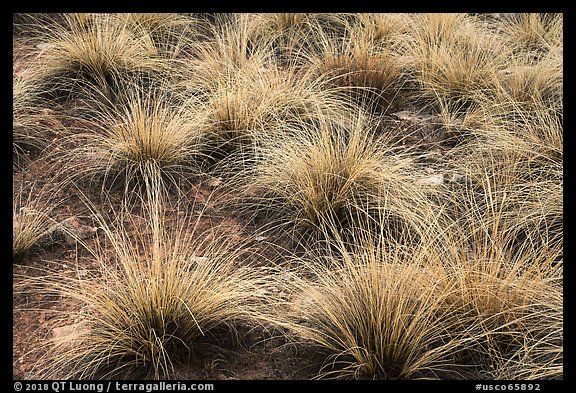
27 13 169 104
13 12 563 381
238 108 440 244
403 13 508 110
13 180 64 259
18 191 274 379
13 73 49 162
271 216 466 379
58 82 206 199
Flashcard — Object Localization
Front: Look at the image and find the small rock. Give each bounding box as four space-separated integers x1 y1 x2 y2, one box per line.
207 177 223 188
51 324 77 340
191 256 209 265
58 216 98 245
36 42 55 51
392 110 437 123
498 65 534 79
51 323 86 345
448 173 464 183
417 174 444 187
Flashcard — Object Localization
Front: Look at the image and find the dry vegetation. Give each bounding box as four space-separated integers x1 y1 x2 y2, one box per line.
13 13 562 381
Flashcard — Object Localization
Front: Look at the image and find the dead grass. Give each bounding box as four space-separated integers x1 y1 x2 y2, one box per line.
16 191 275 379
25 13 170 104
12 180 65 259
13 74 48 162
269 216 469 379
238 108 440 244
56 81 207 199
13 12 563 381
403 13 508 111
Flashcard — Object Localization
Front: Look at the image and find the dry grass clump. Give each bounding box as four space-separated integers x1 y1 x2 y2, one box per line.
246 13 410 112
307 14 416 112
403 13 508 112
245 13 356 67
116 13 199 59
445 108 562 260
273 223 465 379
199 66 281 163
12 13 563 381
13 181 64 259
200 64 352 169
354 13 412 44
58 83 206 198
240 109 439 243
184 18 355 170
26 13 169 104
499 13 563 59
19 193 273 379
272 187 562 379
493 46 562 122
435 129 562 379
186 14 275 94
13 74 49 162
442 242 563 380
436 185 563 379
314 33 404 112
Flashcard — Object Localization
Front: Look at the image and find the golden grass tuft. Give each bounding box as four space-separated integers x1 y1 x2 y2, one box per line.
116 13 199 59
245 13 355 66
13 181 64 259
28 13 169 104
494 48 563 120
199 63 352 169
437 187 563 379
18 192 274 379
274 221 465 379
13 13 563 381
272 190 562 379
58 82 206 198
500 13 563 58
240 108 440 243
316 44 404 111
404 13 508 110
310 14 411 112
13 73 49 161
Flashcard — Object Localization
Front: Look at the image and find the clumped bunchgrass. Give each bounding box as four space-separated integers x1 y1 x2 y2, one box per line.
238 108 440 244
19 192 273 379
13 73 49 162
441 241 563 380
444 105 562 261
26 13 169 104
186 14 275 93
272 220 466 379
499 13 563 59
245 13 356 67
116 13 199 59
493 47 562 123
199 62 353 170
271 186 562 379
437 179 563 379
402 13 508 112
58 82 206 199
314 32 404 112
13 180 64 259
13 13 563 381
